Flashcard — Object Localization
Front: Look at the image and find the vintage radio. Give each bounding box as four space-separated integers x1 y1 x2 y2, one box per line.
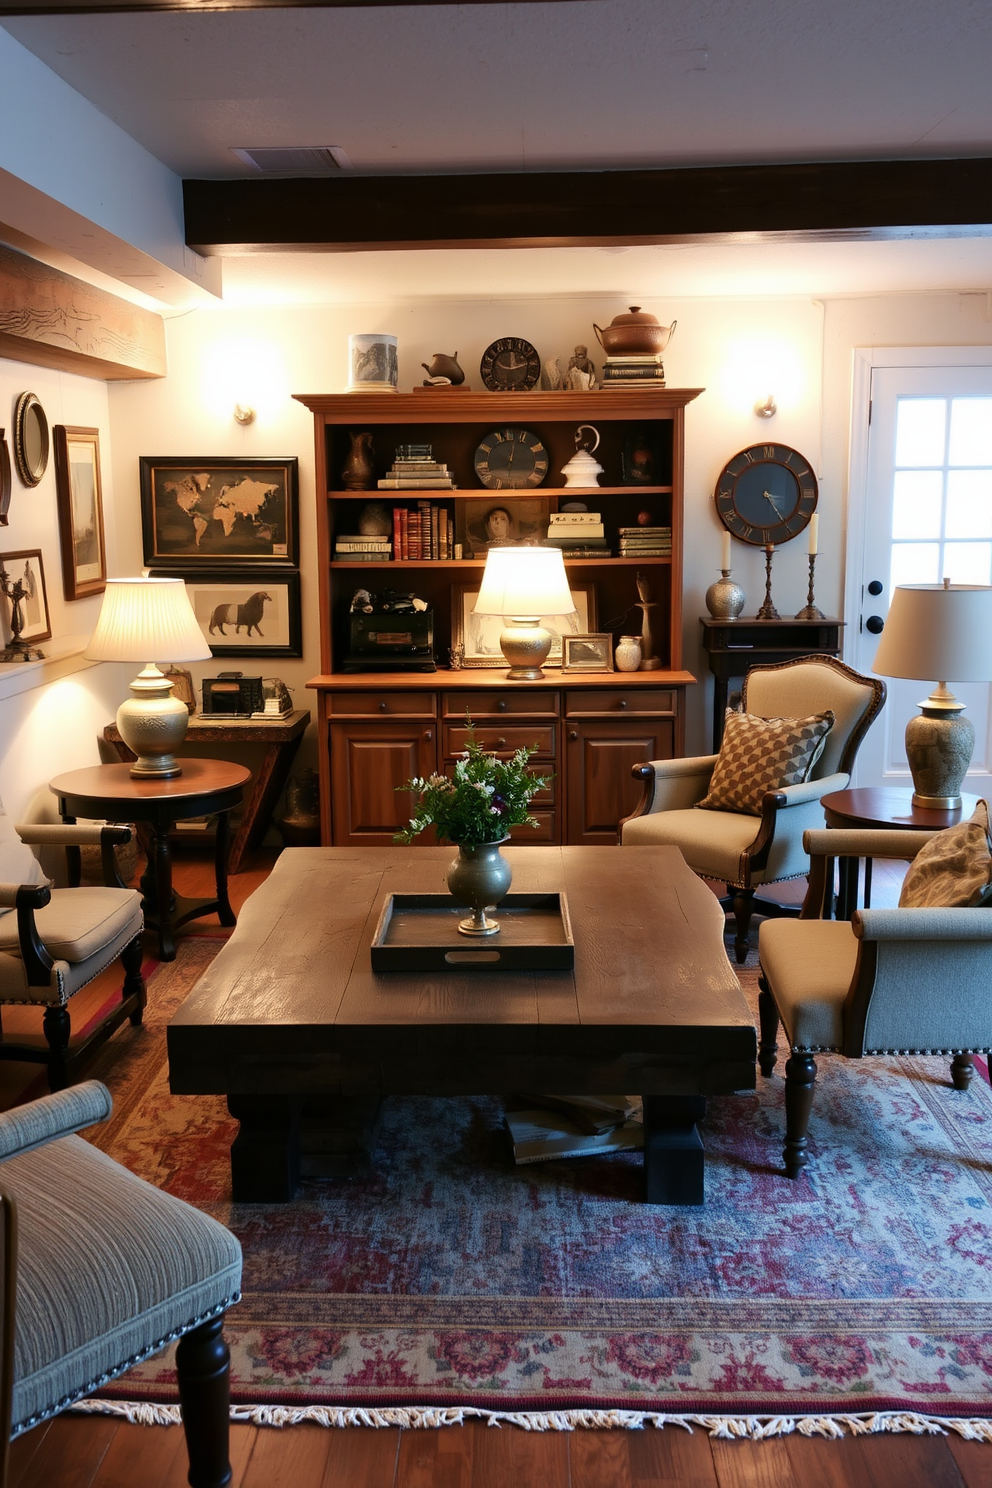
201 672 265 716
343 588 435 673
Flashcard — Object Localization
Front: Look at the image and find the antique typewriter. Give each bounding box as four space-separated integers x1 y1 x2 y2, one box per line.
344 588 435 673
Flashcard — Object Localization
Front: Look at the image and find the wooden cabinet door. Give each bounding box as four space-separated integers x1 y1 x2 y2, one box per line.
329 722 437 846
565 717 676 845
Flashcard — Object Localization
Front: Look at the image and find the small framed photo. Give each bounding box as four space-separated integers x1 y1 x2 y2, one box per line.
456 496 550 558
452 580 596 668
54 426 107 601
140 456 299 567
562 633 614 673
0 549 51 645
150 569 302 658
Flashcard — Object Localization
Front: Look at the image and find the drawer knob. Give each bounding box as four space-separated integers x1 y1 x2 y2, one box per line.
496 700 507 711
424 730 433 741
378 701 388 712
569 729 578 741
496 737 506 748
618 698 628 709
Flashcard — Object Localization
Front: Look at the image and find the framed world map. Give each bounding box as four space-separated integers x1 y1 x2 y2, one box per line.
140 456 299 567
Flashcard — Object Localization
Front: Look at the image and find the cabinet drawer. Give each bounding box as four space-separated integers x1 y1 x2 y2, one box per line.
445 725 555 758
508 811 557 844
326 691 437 719
565 688 677 717
442 690 559 719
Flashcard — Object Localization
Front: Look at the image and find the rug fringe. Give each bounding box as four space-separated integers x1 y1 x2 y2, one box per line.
70 1400 992 1440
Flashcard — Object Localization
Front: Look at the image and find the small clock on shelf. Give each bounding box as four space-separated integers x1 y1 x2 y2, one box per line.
480 338 541 392
474 428 549 489
715 443 817 546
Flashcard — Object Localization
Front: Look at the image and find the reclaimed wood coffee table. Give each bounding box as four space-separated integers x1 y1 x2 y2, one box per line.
167 845 756 1205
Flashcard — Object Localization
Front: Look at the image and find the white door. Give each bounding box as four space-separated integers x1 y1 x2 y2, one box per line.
849 357 992 790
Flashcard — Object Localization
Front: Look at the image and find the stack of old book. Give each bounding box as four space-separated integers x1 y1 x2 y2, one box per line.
334 533 392 562
377 443 456 490
602 354 667 389
545 510 610 557
505 1094 643 1164
393 502 453 560
618 524 672 557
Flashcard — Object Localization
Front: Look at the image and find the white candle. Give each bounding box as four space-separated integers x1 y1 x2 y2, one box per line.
720 530 731 570
808 515 819 555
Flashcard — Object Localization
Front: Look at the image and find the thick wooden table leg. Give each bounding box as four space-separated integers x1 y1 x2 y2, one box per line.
642 1094 706 1205
214 810 237 927
144 821 176 961
175 1314 232 1488
228 1095 302 1201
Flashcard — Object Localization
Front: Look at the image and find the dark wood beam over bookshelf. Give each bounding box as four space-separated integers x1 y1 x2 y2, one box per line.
0 0 580 11
183 158 992 255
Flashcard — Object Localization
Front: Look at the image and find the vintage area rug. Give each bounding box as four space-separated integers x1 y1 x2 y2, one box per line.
77 935 992 1439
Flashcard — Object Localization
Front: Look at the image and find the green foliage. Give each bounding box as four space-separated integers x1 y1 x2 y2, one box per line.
396 720 550 846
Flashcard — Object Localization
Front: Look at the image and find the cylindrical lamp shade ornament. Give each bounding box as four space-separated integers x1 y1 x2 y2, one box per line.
85 577 212 779
473 545 577 680
872 582 992 809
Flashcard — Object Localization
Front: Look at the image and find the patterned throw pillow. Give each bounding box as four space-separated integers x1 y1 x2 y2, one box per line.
696 709 836 816
898 799 992 908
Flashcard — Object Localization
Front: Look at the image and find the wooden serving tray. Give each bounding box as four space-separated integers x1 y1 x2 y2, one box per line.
371 892 574 972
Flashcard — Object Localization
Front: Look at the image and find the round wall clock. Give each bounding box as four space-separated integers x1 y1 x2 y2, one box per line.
474 428 549 489
480 338 541 392
715 443 818 546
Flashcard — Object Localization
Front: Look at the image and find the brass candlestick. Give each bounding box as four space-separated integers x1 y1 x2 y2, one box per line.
795 554 825 620
755 545 780 620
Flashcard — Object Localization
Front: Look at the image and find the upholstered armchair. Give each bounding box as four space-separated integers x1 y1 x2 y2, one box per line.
0 798 145 1091
757 825 992 1179
0 1080 241 1488
620 657 886 962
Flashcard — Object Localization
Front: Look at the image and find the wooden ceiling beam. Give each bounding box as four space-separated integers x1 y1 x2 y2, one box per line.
183 158 992 255
0 245 166 380
0 0 562 11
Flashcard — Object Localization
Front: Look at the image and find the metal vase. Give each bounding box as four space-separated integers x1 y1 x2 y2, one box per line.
447 838 512 937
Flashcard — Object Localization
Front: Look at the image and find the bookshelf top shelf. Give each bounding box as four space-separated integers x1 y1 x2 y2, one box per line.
328 485 675 500
296 388 704 422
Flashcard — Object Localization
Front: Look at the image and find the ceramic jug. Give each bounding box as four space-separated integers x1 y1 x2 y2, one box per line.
342 430 375 490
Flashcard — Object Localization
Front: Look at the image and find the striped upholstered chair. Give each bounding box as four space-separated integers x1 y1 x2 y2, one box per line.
0 1081 241 1488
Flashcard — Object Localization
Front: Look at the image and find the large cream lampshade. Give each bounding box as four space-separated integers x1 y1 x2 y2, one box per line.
473 545 577 680
85 577 212 778
872 580 992 808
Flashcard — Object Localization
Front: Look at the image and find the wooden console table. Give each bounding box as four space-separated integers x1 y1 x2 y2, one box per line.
700 617 844 751
104 709 309 874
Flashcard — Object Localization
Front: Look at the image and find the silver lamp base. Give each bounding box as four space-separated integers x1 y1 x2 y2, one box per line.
499 617 552 681
117 665 191 778
905 700 975 810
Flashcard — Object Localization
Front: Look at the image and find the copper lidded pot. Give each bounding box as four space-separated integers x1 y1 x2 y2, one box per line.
593 307 677 357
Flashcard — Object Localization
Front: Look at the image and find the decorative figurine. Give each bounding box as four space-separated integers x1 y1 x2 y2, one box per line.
0 559 44 662
635 571 661 670
560 424 604 487
565 345 598 390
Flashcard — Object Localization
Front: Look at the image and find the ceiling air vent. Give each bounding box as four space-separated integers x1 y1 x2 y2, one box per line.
230 146 352 175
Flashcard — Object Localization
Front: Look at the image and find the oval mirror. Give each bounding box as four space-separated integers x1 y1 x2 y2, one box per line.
13 392 50 487
0 433 10 525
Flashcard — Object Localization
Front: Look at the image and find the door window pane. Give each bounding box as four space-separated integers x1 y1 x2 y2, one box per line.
943 542 992 585
946 470 992 538
949 398 992 466
892 470 943 538
891 542 940 586
895 398 946 467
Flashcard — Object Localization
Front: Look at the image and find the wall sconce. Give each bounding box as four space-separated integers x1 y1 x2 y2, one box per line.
754 394 777 419
234 404 256 426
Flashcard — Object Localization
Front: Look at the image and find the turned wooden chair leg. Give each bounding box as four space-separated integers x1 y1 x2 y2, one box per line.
121 935 146 1027
951 1053 974 1091
731 888 755 965
757 978 779 1077
41 1005 71 1093
176 1313 232 1488
783 1052 817 1179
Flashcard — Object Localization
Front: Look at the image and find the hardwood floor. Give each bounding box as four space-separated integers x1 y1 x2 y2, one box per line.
8 846 991 1488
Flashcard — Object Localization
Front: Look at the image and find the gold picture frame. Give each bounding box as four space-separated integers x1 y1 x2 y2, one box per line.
451 580 596 668
54 426 107 602
561 633 614 673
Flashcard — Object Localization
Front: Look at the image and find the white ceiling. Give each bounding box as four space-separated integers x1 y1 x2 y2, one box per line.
4 0 992 304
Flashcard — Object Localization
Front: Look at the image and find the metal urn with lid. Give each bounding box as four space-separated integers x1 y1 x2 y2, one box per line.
593 307 677 357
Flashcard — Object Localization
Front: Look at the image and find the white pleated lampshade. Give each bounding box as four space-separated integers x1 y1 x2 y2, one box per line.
873 583 992 682
85 577 212 663
473 545 577 618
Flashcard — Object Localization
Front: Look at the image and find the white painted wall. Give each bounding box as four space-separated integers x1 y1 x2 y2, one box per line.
0 358 132 821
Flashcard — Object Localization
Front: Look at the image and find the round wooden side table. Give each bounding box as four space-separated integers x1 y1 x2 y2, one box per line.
820 786 981 917
50 759 251 961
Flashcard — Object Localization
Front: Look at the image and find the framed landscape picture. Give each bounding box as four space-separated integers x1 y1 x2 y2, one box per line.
150 569 302 658
140 456 299 567
451 580 596 668
0 549 51 645
562 633 614 673
54 426 107 601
